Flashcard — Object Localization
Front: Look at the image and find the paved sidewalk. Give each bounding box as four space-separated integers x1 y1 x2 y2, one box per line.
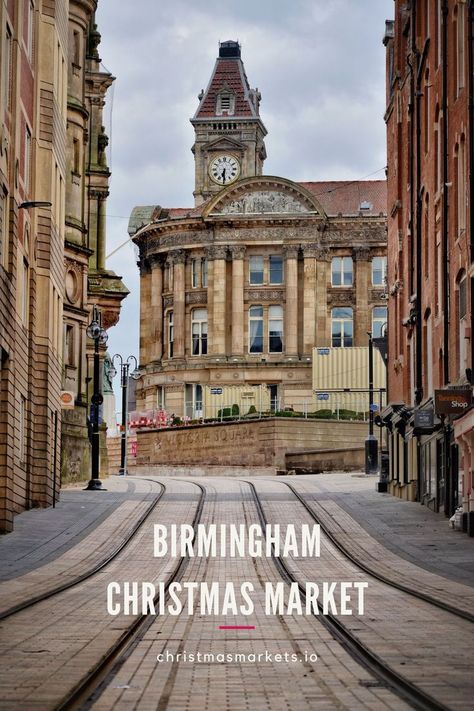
0 476 159 580
291 472 474 586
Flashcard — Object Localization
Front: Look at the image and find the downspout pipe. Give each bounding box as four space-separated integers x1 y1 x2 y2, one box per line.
468 1 474 378
415 37 430 406
442 0 450 386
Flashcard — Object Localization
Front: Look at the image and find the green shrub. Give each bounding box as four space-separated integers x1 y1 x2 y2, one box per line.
247 404 257 415
231 403 240 416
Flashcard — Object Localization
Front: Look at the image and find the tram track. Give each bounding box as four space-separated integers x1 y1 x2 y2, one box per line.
245 479 451 711
279 479 474 624
0 478 166 621
54 479 207 711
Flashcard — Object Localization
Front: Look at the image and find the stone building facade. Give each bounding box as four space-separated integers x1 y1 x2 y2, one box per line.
383 2 474 529
131 41 387 421
0 0 126 532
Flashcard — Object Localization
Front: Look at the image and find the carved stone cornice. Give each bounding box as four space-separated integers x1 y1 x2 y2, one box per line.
228 245 246 259
282 244 300 259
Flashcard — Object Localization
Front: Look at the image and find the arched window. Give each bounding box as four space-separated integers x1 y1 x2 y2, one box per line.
191 308 208 356
331 308 353 348
457 271 468 376
167 311 174 358
249 306 263 353
372 307 387 338
268 305 283 353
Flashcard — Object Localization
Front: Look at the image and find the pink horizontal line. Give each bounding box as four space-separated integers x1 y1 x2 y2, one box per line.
219 625 255 630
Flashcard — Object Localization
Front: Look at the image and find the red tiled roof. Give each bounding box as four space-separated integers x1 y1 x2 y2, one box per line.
194 58 258 119
300 180 387 216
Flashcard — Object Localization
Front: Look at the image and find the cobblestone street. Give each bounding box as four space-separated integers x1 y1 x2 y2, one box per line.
0 472 472 711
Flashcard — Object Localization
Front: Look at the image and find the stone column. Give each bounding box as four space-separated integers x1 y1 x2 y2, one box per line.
315 247 330 346
149 255 163 361
208 245 228 356
284 245 299 356
302 243 319 354
353 246 371 346
139 257 152 364
171 249 186 358
230 245 245 356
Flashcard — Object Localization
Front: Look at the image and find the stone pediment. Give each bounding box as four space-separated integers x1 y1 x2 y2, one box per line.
204 176 326 218
203 136 246 154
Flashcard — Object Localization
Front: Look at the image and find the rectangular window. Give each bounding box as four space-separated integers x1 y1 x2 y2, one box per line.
19 395 26 462
249 255 264 284
268 305 283 353
201 258 208 287
457 4 465 95
372 256 387 286
157 386 165 411
20 257 29 325
64 324 74 366
24 127 32 194
249 305 263 353
331 257 353 286
269 255 283 284
168 311 174 358
459 277 467 320
191 308 208 356
331 307 353 348
191 259 199 288
3 25 12 110
26 0 34 61
372 306 387 338
0 188 7 269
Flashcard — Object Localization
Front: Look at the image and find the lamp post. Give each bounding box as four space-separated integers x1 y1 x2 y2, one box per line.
110 354 140 476
365 331 379 475
85 305 108 490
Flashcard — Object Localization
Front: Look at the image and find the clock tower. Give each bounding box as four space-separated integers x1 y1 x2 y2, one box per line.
191 41 267 206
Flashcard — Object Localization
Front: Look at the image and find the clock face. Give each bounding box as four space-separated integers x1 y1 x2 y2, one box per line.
209 154 241 185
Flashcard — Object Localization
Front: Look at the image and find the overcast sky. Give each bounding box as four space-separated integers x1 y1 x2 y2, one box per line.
95 0 394 409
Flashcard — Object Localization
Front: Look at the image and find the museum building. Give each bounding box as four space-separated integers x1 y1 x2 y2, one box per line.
129 41 387 420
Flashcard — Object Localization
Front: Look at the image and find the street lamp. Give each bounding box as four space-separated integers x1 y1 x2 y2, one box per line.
365 331 379 475
85 305 108 490
110 354 140 476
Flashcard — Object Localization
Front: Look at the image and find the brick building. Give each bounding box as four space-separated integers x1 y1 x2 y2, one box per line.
0 1 127 533
130 41 387 422
383 1 474 531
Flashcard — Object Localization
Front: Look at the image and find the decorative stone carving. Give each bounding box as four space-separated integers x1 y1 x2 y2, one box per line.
314 246 331 261
137 258 151 276
327 290 355 305
228 245 246 259
301 243 321 258
163 295 174 308
186 291 208 305
215 190 311 215
148 254 163 269
205 245 228 260
282 244 300 259
245 289 285 302
352 246 371 261
168 249 186 265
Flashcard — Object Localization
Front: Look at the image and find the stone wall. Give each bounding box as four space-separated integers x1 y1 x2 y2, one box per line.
285 447 365 474
134 418 368 470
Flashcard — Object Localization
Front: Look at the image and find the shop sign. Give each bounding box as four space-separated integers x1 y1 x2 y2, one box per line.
60 391 75 409
210 387 223 395
434 389 472 415
414 408 434 429
317 393 329 400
